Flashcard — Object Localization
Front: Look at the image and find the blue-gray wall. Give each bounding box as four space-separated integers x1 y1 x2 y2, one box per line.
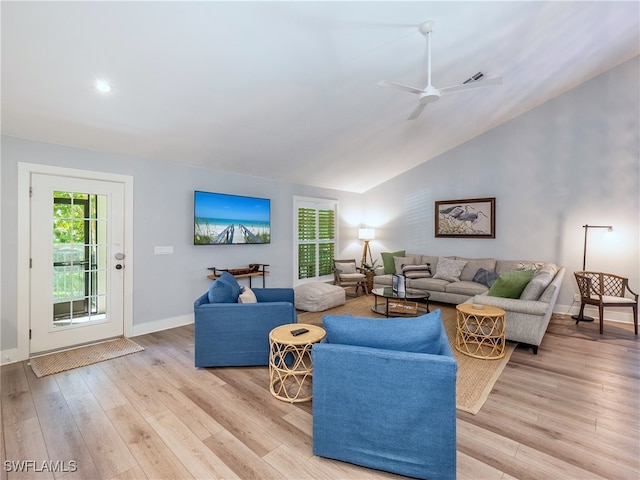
0 139 363 355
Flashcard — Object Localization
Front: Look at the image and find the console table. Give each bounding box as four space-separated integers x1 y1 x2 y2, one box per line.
207 264 269 288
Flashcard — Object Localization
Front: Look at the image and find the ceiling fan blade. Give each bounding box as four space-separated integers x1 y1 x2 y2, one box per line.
407 102 428 120
439 77 503 94
378 80 424 95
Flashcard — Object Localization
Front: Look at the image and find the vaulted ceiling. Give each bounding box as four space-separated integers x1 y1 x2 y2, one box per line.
2 1 639 192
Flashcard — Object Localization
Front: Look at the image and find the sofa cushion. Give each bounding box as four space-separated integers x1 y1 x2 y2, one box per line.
473 267 499 287
207 271 242 303
335 262 357 274
393 255 420 275
487 269 534 298
408 277 449 292
444 281 489 296
458 258 497 282
238 287 257 303
402 264 432 279
433 257 467 282
372 274 393 287
322 309 445 354
520 264 557 300
381 250 406 274
417 255 440 272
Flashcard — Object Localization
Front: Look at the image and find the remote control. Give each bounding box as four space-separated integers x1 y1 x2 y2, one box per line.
290 328 309 336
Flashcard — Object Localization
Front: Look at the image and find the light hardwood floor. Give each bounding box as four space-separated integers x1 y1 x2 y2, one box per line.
2 308 638 480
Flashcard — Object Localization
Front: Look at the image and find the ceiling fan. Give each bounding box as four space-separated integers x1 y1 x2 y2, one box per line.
378 21 503 120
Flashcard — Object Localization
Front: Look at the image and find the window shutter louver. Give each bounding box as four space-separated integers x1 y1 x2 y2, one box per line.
295 201 336 282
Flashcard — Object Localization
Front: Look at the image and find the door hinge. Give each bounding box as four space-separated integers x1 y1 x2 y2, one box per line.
29 186 33 197
30 258 32 268
29 329 32 340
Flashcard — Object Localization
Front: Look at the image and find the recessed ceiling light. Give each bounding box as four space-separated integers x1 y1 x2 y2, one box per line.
95 79 112 93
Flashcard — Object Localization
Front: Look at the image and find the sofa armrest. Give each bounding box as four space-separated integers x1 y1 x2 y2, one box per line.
312 343 457 480
254 287 294 303
471 295 549 315
373 266 386 276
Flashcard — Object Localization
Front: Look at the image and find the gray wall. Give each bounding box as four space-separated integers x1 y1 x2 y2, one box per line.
0 138 363 353
363 57 639 312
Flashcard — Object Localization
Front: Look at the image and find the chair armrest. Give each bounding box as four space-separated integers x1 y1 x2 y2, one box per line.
194 288 294 306
625 284 639 300
194 292 209 308
312 343 457 480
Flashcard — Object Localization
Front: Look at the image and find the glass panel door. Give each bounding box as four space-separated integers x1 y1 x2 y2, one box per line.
52 191 108 327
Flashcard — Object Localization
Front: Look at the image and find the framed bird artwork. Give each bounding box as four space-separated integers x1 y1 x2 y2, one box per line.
435 197 495 238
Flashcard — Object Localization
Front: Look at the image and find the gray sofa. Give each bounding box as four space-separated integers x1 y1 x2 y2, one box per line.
373 254 565 353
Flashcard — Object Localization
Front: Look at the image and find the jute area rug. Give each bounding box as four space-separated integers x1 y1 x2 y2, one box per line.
29 337 145 378
297 295 516 415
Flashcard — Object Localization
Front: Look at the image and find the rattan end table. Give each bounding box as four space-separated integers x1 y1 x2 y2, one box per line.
268 323 326 403
455 303 506 359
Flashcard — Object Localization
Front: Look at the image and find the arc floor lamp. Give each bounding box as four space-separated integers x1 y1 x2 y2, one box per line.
572 224 613 323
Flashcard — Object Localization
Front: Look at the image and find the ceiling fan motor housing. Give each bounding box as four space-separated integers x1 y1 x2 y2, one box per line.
419 85 441 104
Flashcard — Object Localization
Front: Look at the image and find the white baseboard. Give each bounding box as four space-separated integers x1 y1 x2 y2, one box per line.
131 313 194 337
554 303 635 325
1 348 19 366
0 315 194 366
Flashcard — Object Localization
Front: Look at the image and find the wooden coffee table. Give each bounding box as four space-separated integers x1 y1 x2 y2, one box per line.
455 303 506 359
268 323 326 403
371 287 430 317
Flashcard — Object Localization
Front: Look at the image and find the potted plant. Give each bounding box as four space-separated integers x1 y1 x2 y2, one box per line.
360 260 378 291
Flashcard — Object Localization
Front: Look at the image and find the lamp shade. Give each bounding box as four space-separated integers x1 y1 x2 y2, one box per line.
358 228 375 241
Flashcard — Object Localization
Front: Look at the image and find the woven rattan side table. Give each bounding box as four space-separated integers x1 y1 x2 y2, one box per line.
455 304 506 359
269 323 326 403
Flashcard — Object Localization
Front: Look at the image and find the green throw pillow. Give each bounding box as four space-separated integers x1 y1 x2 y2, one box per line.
381 250 406 274
487 269 535 298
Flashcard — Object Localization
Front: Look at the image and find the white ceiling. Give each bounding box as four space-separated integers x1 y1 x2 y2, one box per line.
2 1 639 193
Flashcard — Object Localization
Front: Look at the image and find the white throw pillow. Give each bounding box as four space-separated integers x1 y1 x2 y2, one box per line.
336 262 357 274
238 287 258 303
432 257 468 282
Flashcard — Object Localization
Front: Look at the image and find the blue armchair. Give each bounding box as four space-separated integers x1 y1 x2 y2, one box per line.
312 310 457 480
194 284 297 368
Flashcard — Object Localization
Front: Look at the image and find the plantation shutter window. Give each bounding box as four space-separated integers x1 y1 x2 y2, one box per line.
294 198 337 283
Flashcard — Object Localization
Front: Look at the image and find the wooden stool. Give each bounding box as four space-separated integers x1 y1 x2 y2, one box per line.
455 304 506 359
269 323 326 402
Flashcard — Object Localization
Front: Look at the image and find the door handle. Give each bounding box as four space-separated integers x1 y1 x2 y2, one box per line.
115 264 123 270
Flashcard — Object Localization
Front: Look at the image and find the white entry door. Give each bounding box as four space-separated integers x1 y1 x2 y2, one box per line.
30 173 126 354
